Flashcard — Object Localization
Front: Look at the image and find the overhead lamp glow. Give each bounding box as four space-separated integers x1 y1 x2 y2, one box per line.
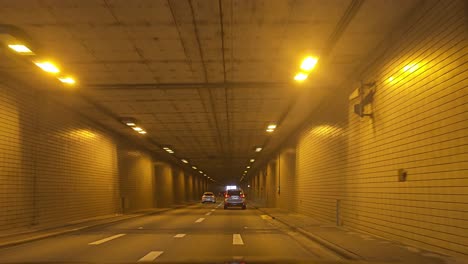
199 171 203 174
255 147 263 152
267 124 276 129
192 166 197 170
181 159 188 164
294 72 308 82
58 76 76 85
132 127 143 132
250 159 255 163
244 170 247 173
126 122 136 126
8 44 34 55
34 61 60 74
163 147 169 150
266 128 275 133
300 56 319 71
138 130 147 134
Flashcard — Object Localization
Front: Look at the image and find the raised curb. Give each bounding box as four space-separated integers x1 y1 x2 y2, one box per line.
253 205 362 260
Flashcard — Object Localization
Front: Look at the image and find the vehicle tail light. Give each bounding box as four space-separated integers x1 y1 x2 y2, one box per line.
224 194 230 198
240 194 245 198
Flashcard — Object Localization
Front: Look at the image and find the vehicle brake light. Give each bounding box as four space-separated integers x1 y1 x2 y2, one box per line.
224 194 230 198
240 194 245 198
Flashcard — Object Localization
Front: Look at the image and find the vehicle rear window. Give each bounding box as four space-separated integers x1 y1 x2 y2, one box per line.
203 193 213 196
227 190 241 195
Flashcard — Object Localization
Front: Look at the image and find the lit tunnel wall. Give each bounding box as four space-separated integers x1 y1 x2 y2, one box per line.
0 79 206 232
247 0 467 257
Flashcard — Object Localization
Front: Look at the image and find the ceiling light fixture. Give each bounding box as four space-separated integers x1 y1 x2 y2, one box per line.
132 127 143 132
255 147 263 152
138 130 147 134
57 76 76 85
8 44 34 55
34 61 60 74
300 56 319 71
294 72 308 82
246 166 251 169
181 159 188 164
192 166 197 170
250 159 255 163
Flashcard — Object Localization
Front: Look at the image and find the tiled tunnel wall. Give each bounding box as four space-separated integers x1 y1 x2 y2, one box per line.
0 79 204 233
248 0 467 257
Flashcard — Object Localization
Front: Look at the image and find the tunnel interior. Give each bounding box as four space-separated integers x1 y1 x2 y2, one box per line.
0 0 466 261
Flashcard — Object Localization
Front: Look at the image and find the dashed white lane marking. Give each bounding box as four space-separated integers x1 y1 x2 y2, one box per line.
72 226 88 231
205 212 212 216
233 234 244 245
88 234 126 245
211 209 216 212
195 218 205 223
260 215 272 220
138 227 143 230
138 251 163 262
174 234 186 238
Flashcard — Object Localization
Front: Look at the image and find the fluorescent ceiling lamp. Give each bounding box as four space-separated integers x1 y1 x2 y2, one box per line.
58 76 75 85
255 147 262 152
138 130 147 134
266 128 275 133
300 56 318 71
132 127 143 132
125 122 136 126
181 159 188 164
167 150 174 154
250 159 255 163
294 72 308 82
267 124 277 129
8 44 34 55
34 61 60 74
199 171 203 174
192 166 197 170
244 170 247 173
163 147 169 150
246 166 251 169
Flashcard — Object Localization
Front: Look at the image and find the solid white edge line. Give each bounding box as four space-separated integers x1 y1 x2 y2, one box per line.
233 234 244 245
88 234 126 245
195 217 205 223
138 251 164 262
174 234 186 238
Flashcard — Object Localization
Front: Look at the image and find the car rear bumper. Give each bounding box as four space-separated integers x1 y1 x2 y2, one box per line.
224 200 245 206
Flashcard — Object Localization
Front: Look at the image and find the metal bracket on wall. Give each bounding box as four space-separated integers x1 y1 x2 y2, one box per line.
353 81 376 118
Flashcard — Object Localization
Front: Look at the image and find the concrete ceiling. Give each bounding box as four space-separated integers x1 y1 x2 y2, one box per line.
0 0 420 183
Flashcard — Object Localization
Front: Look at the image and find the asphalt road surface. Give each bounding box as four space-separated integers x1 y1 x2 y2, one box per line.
0 203 341 263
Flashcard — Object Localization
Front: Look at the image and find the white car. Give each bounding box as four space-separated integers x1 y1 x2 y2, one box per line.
201 192 216 203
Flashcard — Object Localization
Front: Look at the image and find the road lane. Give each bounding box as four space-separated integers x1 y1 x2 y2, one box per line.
0 202 339 263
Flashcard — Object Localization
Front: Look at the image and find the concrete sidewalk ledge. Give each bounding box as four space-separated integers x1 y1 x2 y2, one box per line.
251 204 464 264
252 205 361 260
0 203 195 249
